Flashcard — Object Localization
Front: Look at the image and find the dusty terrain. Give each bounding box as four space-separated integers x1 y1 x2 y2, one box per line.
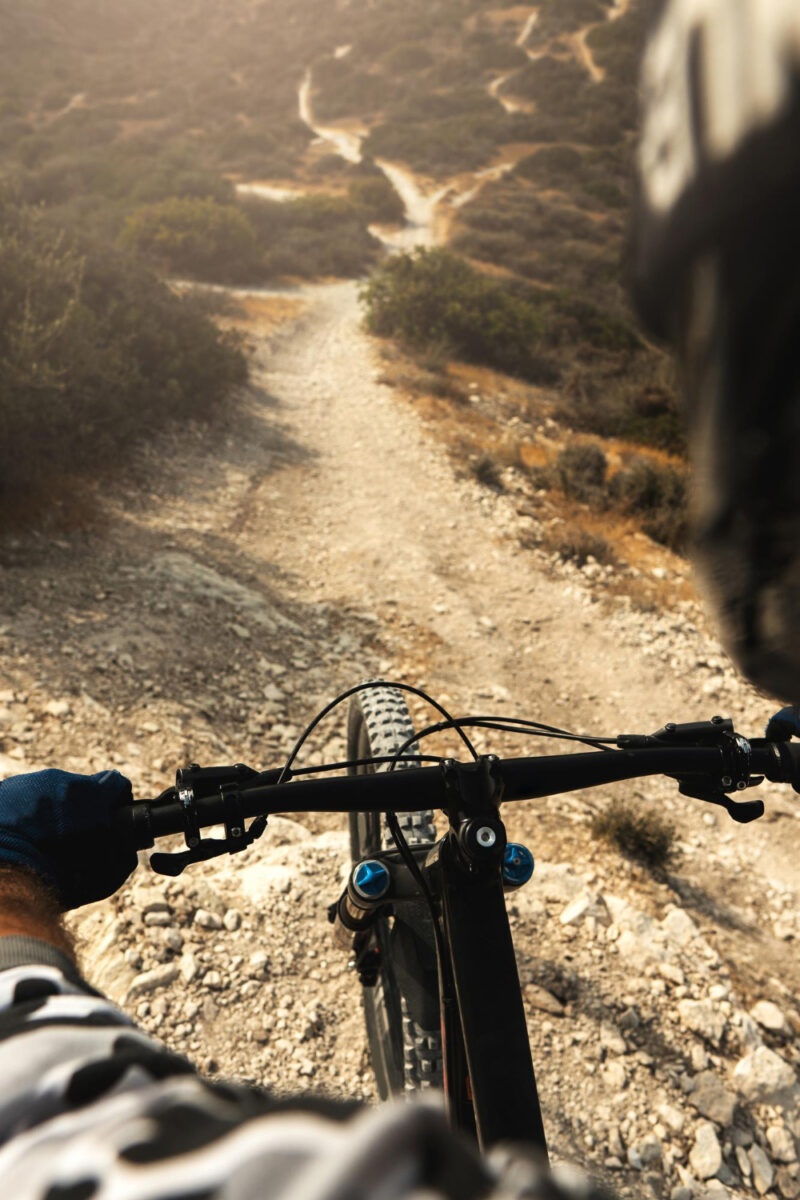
1 277 800 1198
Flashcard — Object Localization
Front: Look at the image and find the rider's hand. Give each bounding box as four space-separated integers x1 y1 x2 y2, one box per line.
765 706 800 741
0 769 137 910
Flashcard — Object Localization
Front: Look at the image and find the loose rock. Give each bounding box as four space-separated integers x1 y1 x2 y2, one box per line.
749 1144 775 1195
750 1000 790 1035
733 1046 798 1104
690 1122 723 1179
688 1071 738 1127
678 999 727 1047
194 909 223 930
127 964 179 1001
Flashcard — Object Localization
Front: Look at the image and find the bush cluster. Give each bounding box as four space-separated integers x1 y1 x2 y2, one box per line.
121 196 264 283
536 442 687 552
121 193 383 284
0 199 246 522
609 458 687 550
241 194 382 279
361 248 546 381
591 800 677 869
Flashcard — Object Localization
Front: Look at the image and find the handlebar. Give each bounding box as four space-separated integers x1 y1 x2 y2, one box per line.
115 737 800 853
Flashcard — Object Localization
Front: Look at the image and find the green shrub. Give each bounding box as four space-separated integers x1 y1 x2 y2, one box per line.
533 0 607 38
0 199 246 521
120 196 263 283
361 248 544 380
556 443 608 501
347 175 406 224
241 194 381 279
382 42 434 71
363 112 513 176
467 36 527 72
609 458 687 551
540 292 641 352
517 145 583 181
553 529 616 567
591 800 677 869
469 454 504 491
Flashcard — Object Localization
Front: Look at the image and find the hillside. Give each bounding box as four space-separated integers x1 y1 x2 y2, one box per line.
3 9 798 1200
0 0 682 570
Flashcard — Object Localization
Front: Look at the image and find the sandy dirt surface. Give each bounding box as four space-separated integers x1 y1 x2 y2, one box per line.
2 280 800 1197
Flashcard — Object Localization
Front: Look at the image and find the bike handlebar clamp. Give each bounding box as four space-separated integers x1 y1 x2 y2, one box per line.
220 782 246 845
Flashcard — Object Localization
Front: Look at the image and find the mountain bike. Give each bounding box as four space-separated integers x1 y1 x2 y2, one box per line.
116 680 800 1158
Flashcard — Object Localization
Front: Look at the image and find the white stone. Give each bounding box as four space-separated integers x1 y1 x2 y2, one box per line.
144 911 172 927
736 1012 764 1050
534 862 586 903
179 953 198 984
688 1071 737 1127
560 892 610 926
266 816 309 845
733 1046 798 1105
602 1061 627 1092
659 1103 686 1134
524 985 565 1017
126 963 179 1000
678 999 727 1046
600 1022 627 1055
617 928 667 964
751 1000 790 1035
194 908 223 930
662 907 700 946
767 1126 798 1164
45 699 71 717
238 862 293 900
223 909 242 932
660 962 686 986
246 950 269 979
749 1144 775 1195
690 1122 723 1179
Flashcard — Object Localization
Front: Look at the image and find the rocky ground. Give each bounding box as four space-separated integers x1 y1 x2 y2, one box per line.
1 281 800 1199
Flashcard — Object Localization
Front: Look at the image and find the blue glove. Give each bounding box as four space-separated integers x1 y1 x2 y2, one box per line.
765 706 800 741
0 768 138 910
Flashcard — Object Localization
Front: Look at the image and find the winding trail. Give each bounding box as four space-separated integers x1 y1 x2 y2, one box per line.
243 285 720 740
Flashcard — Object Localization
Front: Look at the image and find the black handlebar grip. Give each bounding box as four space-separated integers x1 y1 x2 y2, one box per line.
113 801 155 851
772 741 800 791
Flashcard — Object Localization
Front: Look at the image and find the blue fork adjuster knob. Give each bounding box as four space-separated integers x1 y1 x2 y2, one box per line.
351 859 391 901
502 843 534 887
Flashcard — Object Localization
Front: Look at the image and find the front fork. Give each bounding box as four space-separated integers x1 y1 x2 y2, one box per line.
330 756 547 1157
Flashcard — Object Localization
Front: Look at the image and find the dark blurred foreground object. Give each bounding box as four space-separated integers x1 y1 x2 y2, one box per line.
632 1 800 701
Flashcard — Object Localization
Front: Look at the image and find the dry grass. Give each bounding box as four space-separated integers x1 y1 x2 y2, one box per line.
217 295 307 339
591 799 678 870
372 343 698 612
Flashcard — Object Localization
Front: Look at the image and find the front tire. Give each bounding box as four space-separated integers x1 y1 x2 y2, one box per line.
346 683 443 1097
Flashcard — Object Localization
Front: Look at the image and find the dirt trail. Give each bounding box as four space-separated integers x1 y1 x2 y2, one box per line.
247 284 727 732
3 252 800 1195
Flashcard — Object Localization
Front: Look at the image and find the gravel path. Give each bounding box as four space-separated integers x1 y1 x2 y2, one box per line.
1 278 799 1197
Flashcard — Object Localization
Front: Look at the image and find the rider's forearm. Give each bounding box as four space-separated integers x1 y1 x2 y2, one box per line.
0 867 76 960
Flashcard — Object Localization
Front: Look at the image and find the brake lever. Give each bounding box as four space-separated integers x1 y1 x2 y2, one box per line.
151 837 236 877
676 780 764 823
150 813 268 877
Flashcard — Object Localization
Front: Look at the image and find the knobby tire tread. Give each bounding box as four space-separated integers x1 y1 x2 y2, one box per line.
346 683 442 1097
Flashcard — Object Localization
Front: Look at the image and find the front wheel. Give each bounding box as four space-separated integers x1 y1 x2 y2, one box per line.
346 683 443 1097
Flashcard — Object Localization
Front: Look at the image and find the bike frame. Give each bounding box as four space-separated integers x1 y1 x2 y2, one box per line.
120 726 797 1157
432 826 548 1152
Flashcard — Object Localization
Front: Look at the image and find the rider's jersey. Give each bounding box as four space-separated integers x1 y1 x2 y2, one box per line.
0 938 591 1200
